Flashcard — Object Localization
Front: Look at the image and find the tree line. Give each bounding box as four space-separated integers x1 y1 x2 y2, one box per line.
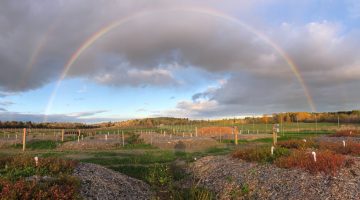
0 121 98 129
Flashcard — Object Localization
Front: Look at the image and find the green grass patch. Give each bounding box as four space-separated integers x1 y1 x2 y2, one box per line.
11 140 59 150
123 143 156 149
81 151 177 166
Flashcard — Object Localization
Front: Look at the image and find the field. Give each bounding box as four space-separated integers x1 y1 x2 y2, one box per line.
0 123 359 199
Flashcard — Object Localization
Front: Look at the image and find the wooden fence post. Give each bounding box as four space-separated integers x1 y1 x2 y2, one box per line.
22 128 26 151
122 131 125 147
61 129 64 142
234 127 238 145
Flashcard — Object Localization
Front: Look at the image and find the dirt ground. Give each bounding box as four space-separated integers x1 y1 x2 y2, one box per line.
140 133 224 151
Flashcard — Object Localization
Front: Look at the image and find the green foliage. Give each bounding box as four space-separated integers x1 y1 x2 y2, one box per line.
146 164 172 187
123 143 155 149
177 187 214 200
28 140 58 149
241 183 249 195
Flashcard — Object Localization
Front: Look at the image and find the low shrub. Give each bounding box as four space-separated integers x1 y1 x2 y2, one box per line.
275 150 349 175
319 141 360 156
277 139 317 149
0 155 78 181
232 146 290 163
0 175 80 200
146 164 173 187
0 155 80 200
330 130 360 137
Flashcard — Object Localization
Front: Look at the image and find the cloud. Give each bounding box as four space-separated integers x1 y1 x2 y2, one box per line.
0 1 359 119
156 21 360 117
0 108 7 112
0 101 14 106
0 110 114 123
66 110 108 118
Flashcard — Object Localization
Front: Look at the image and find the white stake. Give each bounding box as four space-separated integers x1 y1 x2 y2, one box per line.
343 140 346 147
271 146 275 156
312 151 317 162
303 139 307 143
105 135 108 141
34 157 39 167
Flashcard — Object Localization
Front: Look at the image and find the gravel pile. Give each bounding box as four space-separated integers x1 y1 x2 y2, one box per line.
188 155 360 200
73 163 153 200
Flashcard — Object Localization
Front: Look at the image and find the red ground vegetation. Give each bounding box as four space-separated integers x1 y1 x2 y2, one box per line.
319 141 360 156
198 126 238 136
277 139 317 149
330 130 360 137
275 150 350 175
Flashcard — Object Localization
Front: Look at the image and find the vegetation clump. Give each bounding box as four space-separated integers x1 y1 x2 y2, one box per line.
277 139 317 149
0 155 80 200
232 146 290 163
319 141 360 156
275 150 350 175
330 130 360 137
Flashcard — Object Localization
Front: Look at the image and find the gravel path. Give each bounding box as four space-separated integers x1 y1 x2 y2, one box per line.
189 155 360 200
73 163 153 200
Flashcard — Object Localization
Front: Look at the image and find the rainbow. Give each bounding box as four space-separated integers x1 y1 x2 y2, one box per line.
44 7 316 121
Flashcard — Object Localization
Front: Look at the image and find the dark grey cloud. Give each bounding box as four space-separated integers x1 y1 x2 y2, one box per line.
0 108 7 112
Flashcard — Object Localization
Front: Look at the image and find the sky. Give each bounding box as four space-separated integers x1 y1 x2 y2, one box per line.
0 0 359 122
